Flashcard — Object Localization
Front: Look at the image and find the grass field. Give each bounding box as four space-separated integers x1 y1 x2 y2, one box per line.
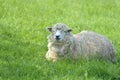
0 0 120 80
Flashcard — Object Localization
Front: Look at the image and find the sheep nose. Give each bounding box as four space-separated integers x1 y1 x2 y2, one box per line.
56 35 60 40
56 35 60 38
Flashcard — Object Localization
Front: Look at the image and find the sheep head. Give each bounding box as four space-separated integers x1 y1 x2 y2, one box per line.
47 23 72 42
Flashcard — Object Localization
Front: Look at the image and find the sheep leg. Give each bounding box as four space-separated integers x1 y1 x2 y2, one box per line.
45 50 57 62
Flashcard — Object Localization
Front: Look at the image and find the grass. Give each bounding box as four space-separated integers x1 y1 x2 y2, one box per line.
0 0 120 80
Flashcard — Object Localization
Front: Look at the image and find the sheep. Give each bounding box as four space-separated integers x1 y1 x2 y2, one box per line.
45 23 117 63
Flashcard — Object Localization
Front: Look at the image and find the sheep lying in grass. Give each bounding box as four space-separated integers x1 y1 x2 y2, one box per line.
45 23 116 63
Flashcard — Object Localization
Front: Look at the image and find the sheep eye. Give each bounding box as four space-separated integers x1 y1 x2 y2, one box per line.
64 31 67 33
52 29 56 32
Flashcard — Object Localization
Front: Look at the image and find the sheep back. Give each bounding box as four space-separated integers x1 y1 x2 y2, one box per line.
74 31 116 63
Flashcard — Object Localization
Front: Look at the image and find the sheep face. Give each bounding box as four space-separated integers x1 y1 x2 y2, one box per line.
47 23 72 42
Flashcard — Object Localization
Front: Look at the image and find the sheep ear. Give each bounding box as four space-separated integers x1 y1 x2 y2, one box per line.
67 29 72 32
47 27 52 32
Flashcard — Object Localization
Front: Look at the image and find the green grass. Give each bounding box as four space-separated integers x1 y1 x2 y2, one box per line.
0 0 120 80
